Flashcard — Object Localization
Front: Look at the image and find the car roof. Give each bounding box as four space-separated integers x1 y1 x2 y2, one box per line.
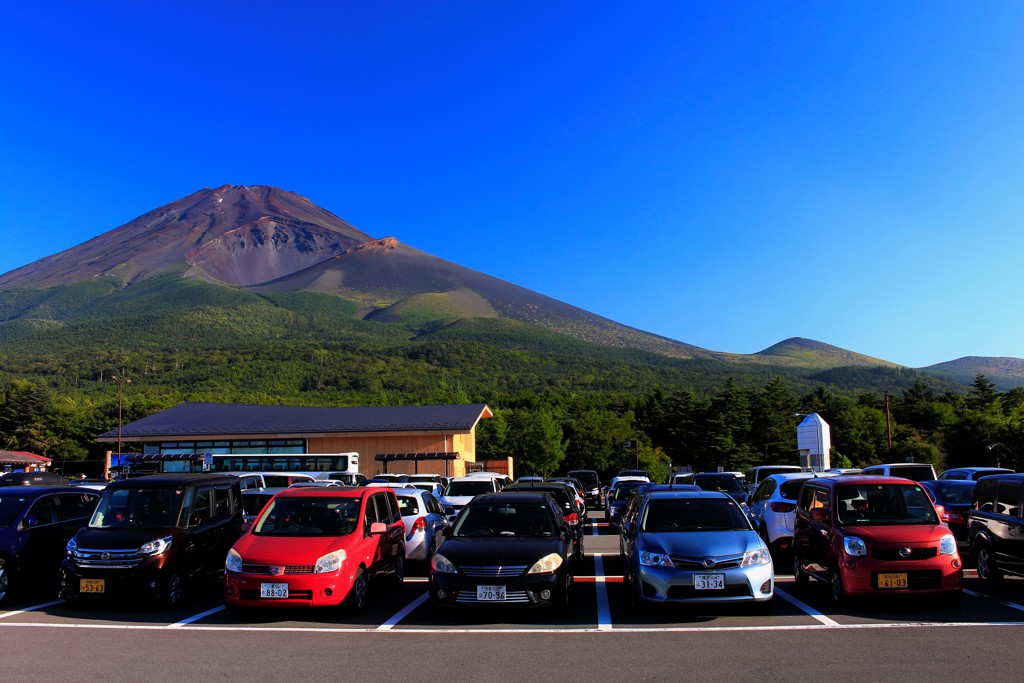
646 489 734 501
0 485 94 498
274 486 369 499
468 491 555 505
106 474 240 488
805 475 920 488
977 472 1024 481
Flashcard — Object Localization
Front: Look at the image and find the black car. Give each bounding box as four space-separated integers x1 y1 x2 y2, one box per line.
607 479 647 530
503 482 585 559
429 491 574 610
691 473 749 505
0 486 100 604
969 473 1024 583
61 474 243 606
565 469 603 510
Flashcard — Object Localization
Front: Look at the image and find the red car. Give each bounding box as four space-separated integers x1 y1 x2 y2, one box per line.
792 475 962 605
224 487 405 612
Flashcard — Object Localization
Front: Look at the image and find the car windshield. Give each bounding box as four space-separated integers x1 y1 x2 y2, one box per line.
242 494 274 517
779 479 808 500
614 483 643 501
835 484 938 525
568 471 599 487
693 475 743 493
446 480 495 496
89 487 184 529
0 494 29 526
452 502 556 537
253 497 361 536
641 497 750 532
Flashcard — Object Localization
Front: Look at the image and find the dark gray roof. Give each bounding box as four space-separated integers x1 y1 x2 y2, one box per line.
98 402 492 441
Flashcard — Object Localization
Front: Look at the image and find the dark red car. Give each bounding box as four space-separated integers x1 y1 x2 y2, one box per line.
792 475 962 605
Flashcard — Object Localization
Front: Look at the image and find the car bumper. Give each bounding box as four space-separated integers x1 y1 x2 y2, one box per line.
633 562 774 604
60 557 170 601
224 570 357 608
838 556 963 596
429 571 567 608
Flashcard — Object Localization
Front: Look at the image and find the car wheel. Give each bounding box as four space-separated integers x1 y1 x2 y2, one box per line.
829 568 846 606
162 571 184 607
792 554 808 585
392 554 405 586
0 564 10 604
976 543 1002 583
629 571 649 614
554 572 572 613
574 538 585 562
346 570 368 613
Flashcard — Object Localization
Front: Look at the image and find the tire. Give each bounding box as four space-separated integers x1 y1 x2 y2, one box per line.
574 538 585 562
0 564 10 605
792 554 808 585
161 571 184 607
629 571 649 614
976 543 1002 584
829 568 846 606
346 570 368 613
392 554 405 586
553 572 572 614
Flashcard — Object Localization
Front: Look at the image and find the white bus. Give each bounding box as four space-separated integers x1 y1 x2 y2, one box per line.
122 452 360 478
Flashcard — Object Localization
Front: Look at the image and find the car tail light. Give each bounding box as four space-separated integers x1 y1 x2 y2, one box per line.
408 517 427 538
565 512 579 526
769 502 796 513
943 510 965 525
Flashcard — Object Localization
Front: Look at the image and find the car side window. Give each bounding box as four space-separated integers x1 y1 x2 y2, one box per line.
212 486 232 521
57 493 99 521
26 495 58 526
974 478 996 513
753 480 775 503
799 485 817 511
385 492 400 523
996 482 1022 519
812 489 831 512
190 488 212 526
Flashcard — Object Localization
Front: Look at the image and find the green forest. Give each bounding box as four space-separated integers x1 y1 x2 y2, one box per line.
0 278 1019 481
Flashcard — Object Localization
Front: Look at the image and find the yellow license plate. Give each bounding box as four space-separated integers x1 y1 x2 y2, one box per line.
80 578 105 594
877 572 908 589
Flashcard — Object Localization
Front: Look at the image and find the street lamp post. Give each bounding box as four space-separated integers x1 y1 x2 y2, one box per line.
110 370 131 470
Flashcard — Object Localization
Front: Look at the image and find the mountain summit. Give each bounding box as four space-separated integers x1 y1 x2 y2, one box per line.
0 185 713 359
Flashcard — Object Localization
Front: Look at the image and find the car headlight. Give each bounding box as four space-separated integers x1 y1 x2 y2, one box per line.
528 553 564 574
741 547 771 567
939 533 957 556
66 537 78 557
639 550 673 567
431 553 457 574
843 536 867 557
139 536 173 556
225 548 243 573
314 549 346 574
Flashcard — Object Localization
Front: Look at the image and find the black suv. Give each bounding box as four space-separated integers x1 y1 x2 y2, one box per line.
969 473 1024 583
61 474 242 606
566 470 603 510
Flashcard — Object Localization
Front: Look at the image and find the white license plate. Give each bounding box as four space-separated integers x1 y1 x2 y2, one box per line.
693 573 725 590
260 582 289 598
476 585 506 601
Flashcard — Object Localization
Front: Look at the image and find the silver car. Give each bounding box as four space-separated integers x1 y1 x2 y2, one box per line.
620 490 773 610
395 488 449 562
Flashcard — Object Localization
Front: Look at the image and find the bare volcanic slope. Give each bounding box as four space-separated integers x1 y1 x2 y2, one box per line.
0 185 373 289
713 337 900 368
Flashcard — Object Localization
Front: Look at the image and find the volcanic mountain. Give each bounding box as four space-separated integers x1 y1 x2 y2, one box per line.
0 185 714 359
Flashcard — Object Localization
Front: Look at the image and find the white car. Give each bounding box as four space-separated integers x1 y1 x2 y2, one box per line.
745 472 832 556
439 475 501 520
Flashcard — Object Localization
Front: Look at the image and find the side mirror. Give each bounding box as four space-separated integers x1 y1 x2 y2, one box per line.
25 515 39 528
809 508 830 523
369 521 387 535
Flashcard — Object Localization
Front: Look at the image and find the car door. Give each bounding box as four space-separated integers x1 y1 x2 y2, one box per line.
993 480 1024 576
19 494 62 578
182 485 220 577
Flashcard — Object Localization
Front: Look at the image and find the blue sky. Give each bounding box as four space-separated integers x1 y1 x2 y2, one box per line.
3 2 1023 368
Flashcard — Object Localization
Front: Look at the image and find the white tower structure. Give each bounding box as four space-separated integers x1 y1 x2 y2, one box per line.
797 413 831 472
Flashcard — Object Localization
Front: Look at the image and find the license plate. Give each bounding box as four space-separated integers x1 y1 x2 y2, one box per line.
877 572 909 589
693 574 725 590
80 578 105 594
476 585 506 601
260 582 289 598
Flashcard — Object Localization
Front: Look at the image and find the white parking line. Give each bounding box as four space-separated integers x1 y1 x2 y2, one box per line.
593 555 613 631
378 591 429 630
170 605 225 627
0 599 64 619
773 587 841 626
964 589 1024 612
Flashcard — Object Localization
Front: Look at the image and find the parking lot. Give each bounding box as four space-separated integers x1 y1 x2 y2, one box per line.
3 513 1024 635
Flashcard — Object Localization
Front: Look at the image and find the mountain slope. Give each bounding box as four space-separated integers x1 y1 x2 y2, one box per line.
920 357 1024 390
711 337 900 369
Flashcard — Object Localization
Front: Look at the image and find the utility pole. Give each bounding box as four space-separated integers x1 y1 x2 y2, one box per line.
884 391 893 451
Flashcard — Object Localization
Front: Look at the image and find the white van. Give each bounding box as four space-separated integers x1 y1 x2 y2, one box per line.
860 462 937 481
744 465 802 494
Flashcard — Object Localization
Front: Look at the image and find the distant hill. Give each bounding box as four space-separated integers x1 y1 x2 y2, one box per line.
920 357 1024 390
713 337 899 369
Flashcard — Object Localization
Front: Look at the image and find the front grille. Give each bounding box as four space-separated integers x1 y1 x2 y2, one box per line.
71 548 144 569
667 584 752 599
455 590 532 604
871 547 938 561
241 564 315 575
239 589 315 600
459 564 528 578
670 555 743 570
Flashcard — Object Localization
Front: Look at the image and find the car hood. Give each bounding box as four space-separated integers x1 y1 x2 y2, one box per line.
231 533 356 563
73 526 180 549
841 524 952 544
638 530 763 557
438 536 566 568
